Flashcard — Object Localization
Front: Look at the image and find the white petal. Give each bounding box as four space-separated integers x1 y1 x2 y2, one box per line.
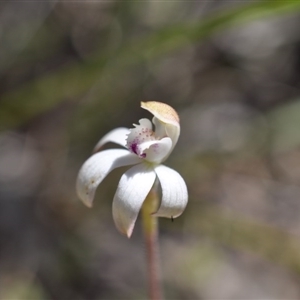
153 164 188 218
141 137 172 164
93 127 130 153
76 149 141 207
112 163 156 237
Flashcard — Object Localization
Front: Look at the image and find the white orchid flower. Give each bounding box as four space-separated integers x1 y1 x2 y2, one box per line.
76 101 188 237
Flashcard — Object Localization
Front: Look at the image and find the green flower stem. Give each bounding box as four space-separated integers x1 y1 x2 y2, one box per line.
141 183 163 300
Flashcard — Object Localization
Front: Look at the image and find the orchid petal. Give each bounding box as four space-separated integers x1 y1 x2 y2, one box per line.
112 163 156 238
76 149 141 207
153 164 188 218
93 127 130 153
141 137 172 164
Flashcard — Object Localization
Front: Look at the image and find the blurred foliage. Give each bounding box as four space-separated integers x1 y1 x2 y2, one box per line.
1 0 300 299
189 205 300 274
1 0 300 130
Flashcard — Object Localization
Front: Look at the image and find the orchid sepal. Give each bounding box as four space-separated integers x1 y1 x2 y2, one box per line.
153 164 188 218
93 127 130 153
112 163 156 238
76 149 141 208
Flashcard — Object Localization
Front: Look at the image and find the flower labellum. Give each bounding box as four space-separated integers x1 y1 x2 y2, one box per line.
76 101 188 238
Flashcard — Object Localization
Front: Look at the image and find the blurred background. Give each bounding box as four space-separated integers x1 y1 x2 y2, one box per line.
1 1 300 299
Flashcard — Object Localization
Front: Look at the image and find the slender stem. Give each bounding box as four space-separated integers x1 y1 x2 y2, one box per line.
141 183 163 300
